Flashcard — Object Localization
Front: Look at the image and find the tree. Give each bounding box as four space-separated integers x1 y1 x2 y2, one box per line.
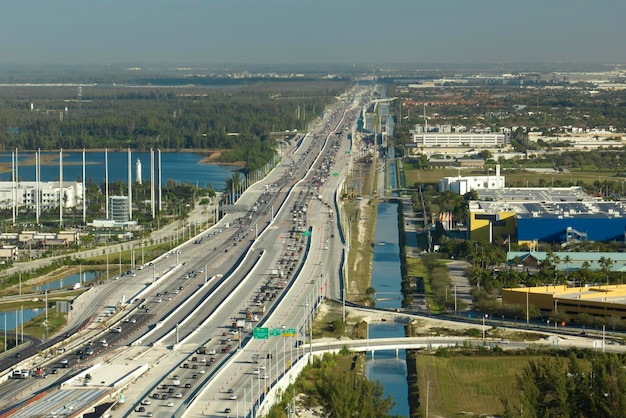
562 255 572 277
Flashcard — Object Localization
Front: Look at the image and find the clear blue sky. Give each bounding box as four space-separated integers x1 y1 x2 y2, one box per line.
1 0 624 65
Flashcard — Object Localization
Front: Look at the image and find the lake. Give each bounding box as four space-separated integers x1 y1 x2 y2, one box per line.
0 151 237 189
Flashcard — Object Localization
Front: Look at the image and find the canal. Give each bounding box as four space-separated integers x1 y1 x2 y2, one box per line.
368 200 410 417
371 202 402 309
367 322 409 417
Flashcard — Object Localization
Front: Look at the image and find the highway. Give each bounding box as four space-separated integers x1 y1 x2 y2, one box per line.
0 86 373 417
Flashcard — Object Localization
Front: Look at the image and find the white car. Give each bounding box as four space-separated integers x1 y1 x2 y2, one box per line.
141 399 151 405
166 401 174 407
229 394 238 400
174 393 183 398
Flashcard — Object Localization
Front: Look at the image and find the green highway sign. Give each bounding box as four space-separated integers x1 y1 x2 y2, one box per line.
270 328 282 337
253 327 269 339
282 328 297 337
332 172 339 177
301 231 311 237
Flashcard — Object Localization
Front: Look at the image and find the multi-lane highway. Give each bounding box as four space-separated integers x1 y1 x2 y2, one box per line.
0 86 373 417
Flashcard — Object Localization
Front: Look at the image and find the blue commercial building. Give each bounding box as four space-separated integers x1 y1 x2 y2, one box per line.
471 187 626 244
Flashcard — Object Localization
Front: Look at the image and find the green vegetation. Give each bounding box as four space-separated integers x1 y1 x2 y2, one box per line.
343 198 377 305
503 351 626 418
265 350 399 418
413 351 543 417
311 300 367 340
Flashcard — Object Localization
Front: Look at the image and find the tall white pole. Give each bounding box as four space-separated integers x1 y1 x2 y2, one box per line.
105 148 109 219
59 148 63 227
36 149 40 224
150 148 155 219
82 148 86 224
11 151 15 225
128 148 132 219
158 149 162 212
15 148 18 222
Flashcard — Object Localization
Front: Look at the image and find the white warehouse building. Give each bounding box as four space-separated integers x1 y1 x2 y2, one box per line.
0 181 83 210
439 165 505 194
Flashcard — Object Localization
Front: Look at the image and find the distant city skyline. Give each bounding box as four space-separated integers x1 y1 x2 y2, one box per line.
1 0 625 65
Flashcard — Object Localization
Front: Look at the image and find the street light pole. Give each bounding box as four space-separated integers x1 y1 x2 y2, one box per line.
482 314 488 341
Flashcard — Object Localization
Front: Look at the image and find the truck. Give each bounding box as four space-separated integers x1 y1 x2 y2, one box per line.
12 370 29 379
236 319 246 329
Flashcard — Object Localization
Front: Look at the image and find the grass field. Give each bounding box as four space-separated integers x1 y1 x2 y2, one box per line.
404 164 624 189
414 354 539 417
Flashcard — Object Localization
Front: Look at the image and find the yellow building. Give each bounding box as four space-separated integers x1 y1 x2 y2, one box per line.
468 210 516 243
503 285 626 319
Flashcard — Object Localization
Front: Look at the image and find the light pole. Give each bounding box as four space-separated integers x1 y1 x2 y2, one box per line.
482 314 488 341
151 263 155 283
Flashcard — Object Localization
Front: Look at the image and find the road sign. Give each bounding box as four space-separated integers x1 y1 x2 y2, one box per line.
282 328 297 337
253 327 269 339
301 231 311 237
333 172 339 176
270 328 282 337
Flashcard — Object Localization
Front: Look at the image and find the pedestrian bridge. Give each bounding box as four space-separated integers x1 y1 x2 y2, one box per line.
309 336 472 356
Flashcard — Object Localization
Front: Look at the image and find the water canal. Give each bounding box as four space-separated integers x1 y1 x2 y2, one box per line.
367 201 410 417
371 202 402 310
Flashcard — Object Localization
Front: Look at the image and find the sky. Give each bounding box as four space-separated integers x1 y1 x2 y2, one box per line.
1 0 625 65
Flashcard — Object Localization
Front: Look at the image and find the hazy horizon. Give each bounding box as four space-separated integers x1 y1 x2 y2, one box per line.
1 0 625 65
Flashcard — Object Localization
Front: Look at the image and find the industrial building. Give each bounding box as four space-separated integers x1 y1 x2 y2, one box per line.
506 251 626 272
503 284 626 320
466 185 626 244
439 165 505 194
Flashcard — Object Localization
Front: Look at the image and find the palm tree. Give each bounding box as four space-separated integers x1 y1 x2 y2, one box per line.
563 255 572 281
598 256 613 287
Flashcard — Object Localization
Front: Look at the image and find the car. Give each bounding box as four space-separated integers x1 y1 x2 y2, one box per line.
198 369 205 374
167 401 174 407
60 359 68 365
225 408 232 413
152 393 161 399
146 413 153 417
137 406 145 413
229 394 238 400
192 374 198 379
142 399 151 405
161 394 168 400
227 388 235 393
174 393 183 398
168 387 175 393
113 326 122 333
184 383 191 388
252 369 260 375
51 369 58 374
